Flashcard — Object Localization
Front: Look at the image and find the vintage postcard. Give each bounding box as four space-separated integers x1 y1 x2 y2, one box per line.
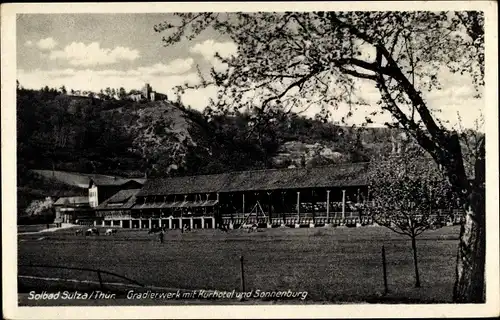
2 1 499 319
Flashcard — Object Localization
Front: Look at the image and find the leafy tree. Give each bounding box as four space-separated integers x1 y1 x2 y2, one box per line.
59 85 67 94
25 197 55 216
105 87 112 99
118 87 127 100
367 147 456 288
156 11 485 302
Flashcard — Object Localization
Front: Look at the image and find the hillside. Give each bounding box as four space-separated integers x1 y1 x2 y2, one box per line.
16 87 410 177
18 86 458 213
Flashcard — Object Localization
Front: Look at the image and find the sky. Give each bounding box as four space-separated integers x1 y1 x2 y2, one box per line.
16 13 484 130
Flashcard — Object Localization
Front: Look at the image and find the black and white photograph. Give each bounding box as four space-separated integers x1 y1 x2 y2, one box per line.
2 1 499 319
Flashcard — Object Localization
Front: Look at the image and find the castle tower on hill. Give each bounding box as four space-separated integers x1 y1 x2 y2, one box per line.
142 83 152 100
127 83 167 102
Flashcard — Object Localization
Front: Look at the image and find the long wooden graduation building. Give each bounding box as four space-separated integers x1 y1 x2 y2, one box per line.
95 163 376 229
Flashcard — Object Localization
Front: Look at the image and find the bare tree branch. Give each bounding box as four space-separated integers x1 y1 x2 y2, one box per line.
259 67 323 111
338 66 377 80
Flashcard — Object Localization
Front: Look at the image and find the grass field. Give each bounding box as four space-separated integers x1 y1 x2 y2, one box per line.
18 225 460 305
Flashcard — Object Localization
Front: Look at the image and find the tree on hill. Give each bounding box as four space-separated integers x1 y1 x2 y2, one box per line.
118 87 127 100
156 11 485 302
105 87 112 99
367 147 456 288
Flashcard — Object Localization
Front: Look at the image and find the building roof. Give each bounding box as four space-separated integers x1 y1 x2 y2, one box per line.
89 177 146 187
95 189 141 210
138 163 372 197
54 196 89 206
31 169 145 188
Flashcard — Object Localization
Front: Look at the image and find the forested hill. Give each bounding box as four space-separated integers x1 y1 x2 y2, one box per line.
17 86 408 183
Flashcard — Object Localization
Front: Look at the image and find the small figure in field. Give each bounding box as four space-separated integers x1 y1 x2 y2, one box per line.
85 228 99 236
105 228 117 235
159 231 164 243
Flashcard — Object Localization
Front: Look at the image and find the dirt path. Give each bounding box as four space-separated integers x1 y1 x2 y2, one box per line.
18 224 76 235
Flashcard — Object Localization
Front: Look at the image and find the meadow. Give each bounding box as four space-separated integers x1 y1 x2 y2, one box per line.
18 225 460 305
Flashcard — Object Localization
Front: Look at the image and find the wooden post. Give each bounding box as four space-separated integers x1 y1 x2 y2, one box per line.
240 255 246 292
342 189 346 220
242 193 245 214
326 190 331 223
180 208 184 232
230 196 234 225
97 270 104 291
267 192 272 226
215 207 219 229
311 190 316 226
382 245 388 295
254 191 260 225
281 191 286 226
356 188 361 203
216 193 220 227
296 191 300 219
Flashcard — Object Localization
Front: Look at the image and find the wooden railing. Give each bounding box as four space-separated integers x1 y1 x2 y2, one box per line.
220 210 465 226
220 213 372 226
18 263 145 291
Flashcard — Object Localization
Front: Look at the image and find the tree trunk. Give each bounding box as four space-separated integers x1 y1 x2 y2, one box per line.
453 139 485 303
411 235 421 288
453 185 486 303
